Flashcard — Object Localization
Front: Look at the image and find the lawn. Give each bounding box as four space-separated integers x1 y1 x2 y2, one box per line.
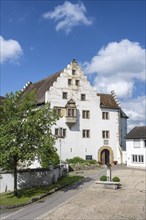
0 174 84 207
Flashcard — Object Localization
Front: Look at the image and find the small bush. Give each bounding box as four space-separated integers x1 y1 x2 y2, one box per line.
112 176 120 182
87 159 97 165
66 157 85 164
100 175 107 181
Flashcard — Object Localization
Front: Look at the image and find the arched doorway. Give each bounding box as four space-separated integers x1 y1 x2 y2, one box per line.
100 149 110 164
98 146 114 165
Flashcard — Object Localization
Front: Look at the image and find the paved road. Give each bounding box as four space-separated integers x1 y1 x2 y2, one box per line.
1 166 145 220
0 167 106 220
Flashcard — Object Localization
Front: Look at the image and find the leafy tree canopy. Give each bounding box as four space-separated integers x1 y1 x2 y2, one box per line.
0 90 60 171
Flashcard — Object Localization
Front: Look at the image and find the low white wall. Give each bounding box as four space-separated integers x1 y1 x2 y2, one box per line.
0 166 65 193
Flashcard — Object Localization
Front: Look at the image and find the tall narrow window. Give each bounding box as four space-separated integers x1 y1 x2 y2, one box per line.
72 69 76 75
62 129 66 137
62 92 67 99
75 80 80 86
81 94 86 101
68 79 72 85
102 130 109 139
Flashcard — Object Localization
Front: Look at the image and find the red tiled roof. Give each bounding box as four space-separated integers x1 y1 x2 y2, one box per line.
97 93 120 109
22 71 62 104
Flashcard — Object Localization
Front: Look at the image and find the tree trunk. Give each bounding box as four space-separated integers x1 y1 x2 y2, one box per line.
14 157 18 196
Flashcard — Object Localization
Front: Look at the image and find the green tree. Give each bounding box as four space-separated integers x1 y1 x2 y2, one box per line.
0 91 59 196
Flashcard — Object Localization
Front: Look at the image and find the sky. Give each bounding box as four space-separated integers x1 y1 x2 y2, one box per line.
0 0 146 131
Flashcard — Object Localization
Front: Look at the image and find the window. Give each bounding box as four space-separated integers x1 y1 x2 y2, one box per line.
56 108 61 116
82 110 90 119
70 148 72 152
134 140 140 148
144 140 146 147
75 80 80 86
62 129 66 137
132 155 144 163
82 129 90 138
81 94 86 101
55 128 66 137
102 112 109 120
102 130 110 139
68 79 72 85
62 92 67 99
86 155 92 160
72 69 76 75
67 108 76 117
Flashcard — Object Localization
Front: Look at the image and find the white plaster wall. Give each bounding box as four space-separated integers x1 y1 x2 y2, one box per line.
122 151 127 164
45 61 126 163
0 167 64 193
126 139 146 168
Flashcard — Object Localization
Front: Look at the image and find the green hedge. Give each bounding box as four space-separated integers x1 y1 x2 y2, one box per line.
66 157 97 165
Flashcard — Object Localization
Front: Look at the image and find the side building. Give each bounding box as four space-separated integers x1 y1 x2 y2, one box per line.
126 126 146 168
23 59 128 165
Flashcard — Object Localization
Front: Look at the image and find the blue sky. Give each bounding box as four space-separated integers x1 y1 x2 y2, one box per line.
0 0 145 130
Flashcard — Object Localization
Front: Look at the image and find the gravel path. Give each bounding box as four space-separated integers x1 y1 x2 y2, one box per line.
39 169 146 220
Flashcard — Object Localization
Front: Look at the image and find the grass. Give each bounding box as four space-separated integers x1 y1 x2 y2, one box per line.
0 174 84 207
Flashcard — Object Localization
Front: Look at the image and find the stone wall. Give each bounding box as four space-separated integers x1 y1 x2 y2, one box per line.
0 166 66 193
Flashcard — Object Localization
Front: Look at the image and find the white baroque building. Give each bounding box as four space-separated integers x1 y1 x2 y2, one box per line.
23 59 128 165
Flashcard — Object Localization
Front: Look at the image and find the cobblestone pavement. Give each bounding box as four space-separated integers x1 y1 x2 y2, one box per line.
38 169 146 220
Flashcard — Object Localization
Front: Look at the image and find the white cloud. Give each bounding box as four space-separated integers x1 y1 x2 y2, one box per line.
121 96 146 131
42 1 93 34
84 39 145 98
0 36 23 64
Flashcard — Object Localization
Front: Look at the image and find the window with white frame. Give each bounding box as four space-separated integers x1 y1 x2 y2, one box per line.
144 140 146 147
82 129 90 138
132 155 144 163
134 140 140 148
82 110 90 119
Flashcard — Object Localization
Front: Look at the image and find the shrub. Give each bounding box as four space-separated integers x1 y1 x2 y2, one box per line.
112 176 120 182
87 159 97 165
100 175 107 181
66 157 85 164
